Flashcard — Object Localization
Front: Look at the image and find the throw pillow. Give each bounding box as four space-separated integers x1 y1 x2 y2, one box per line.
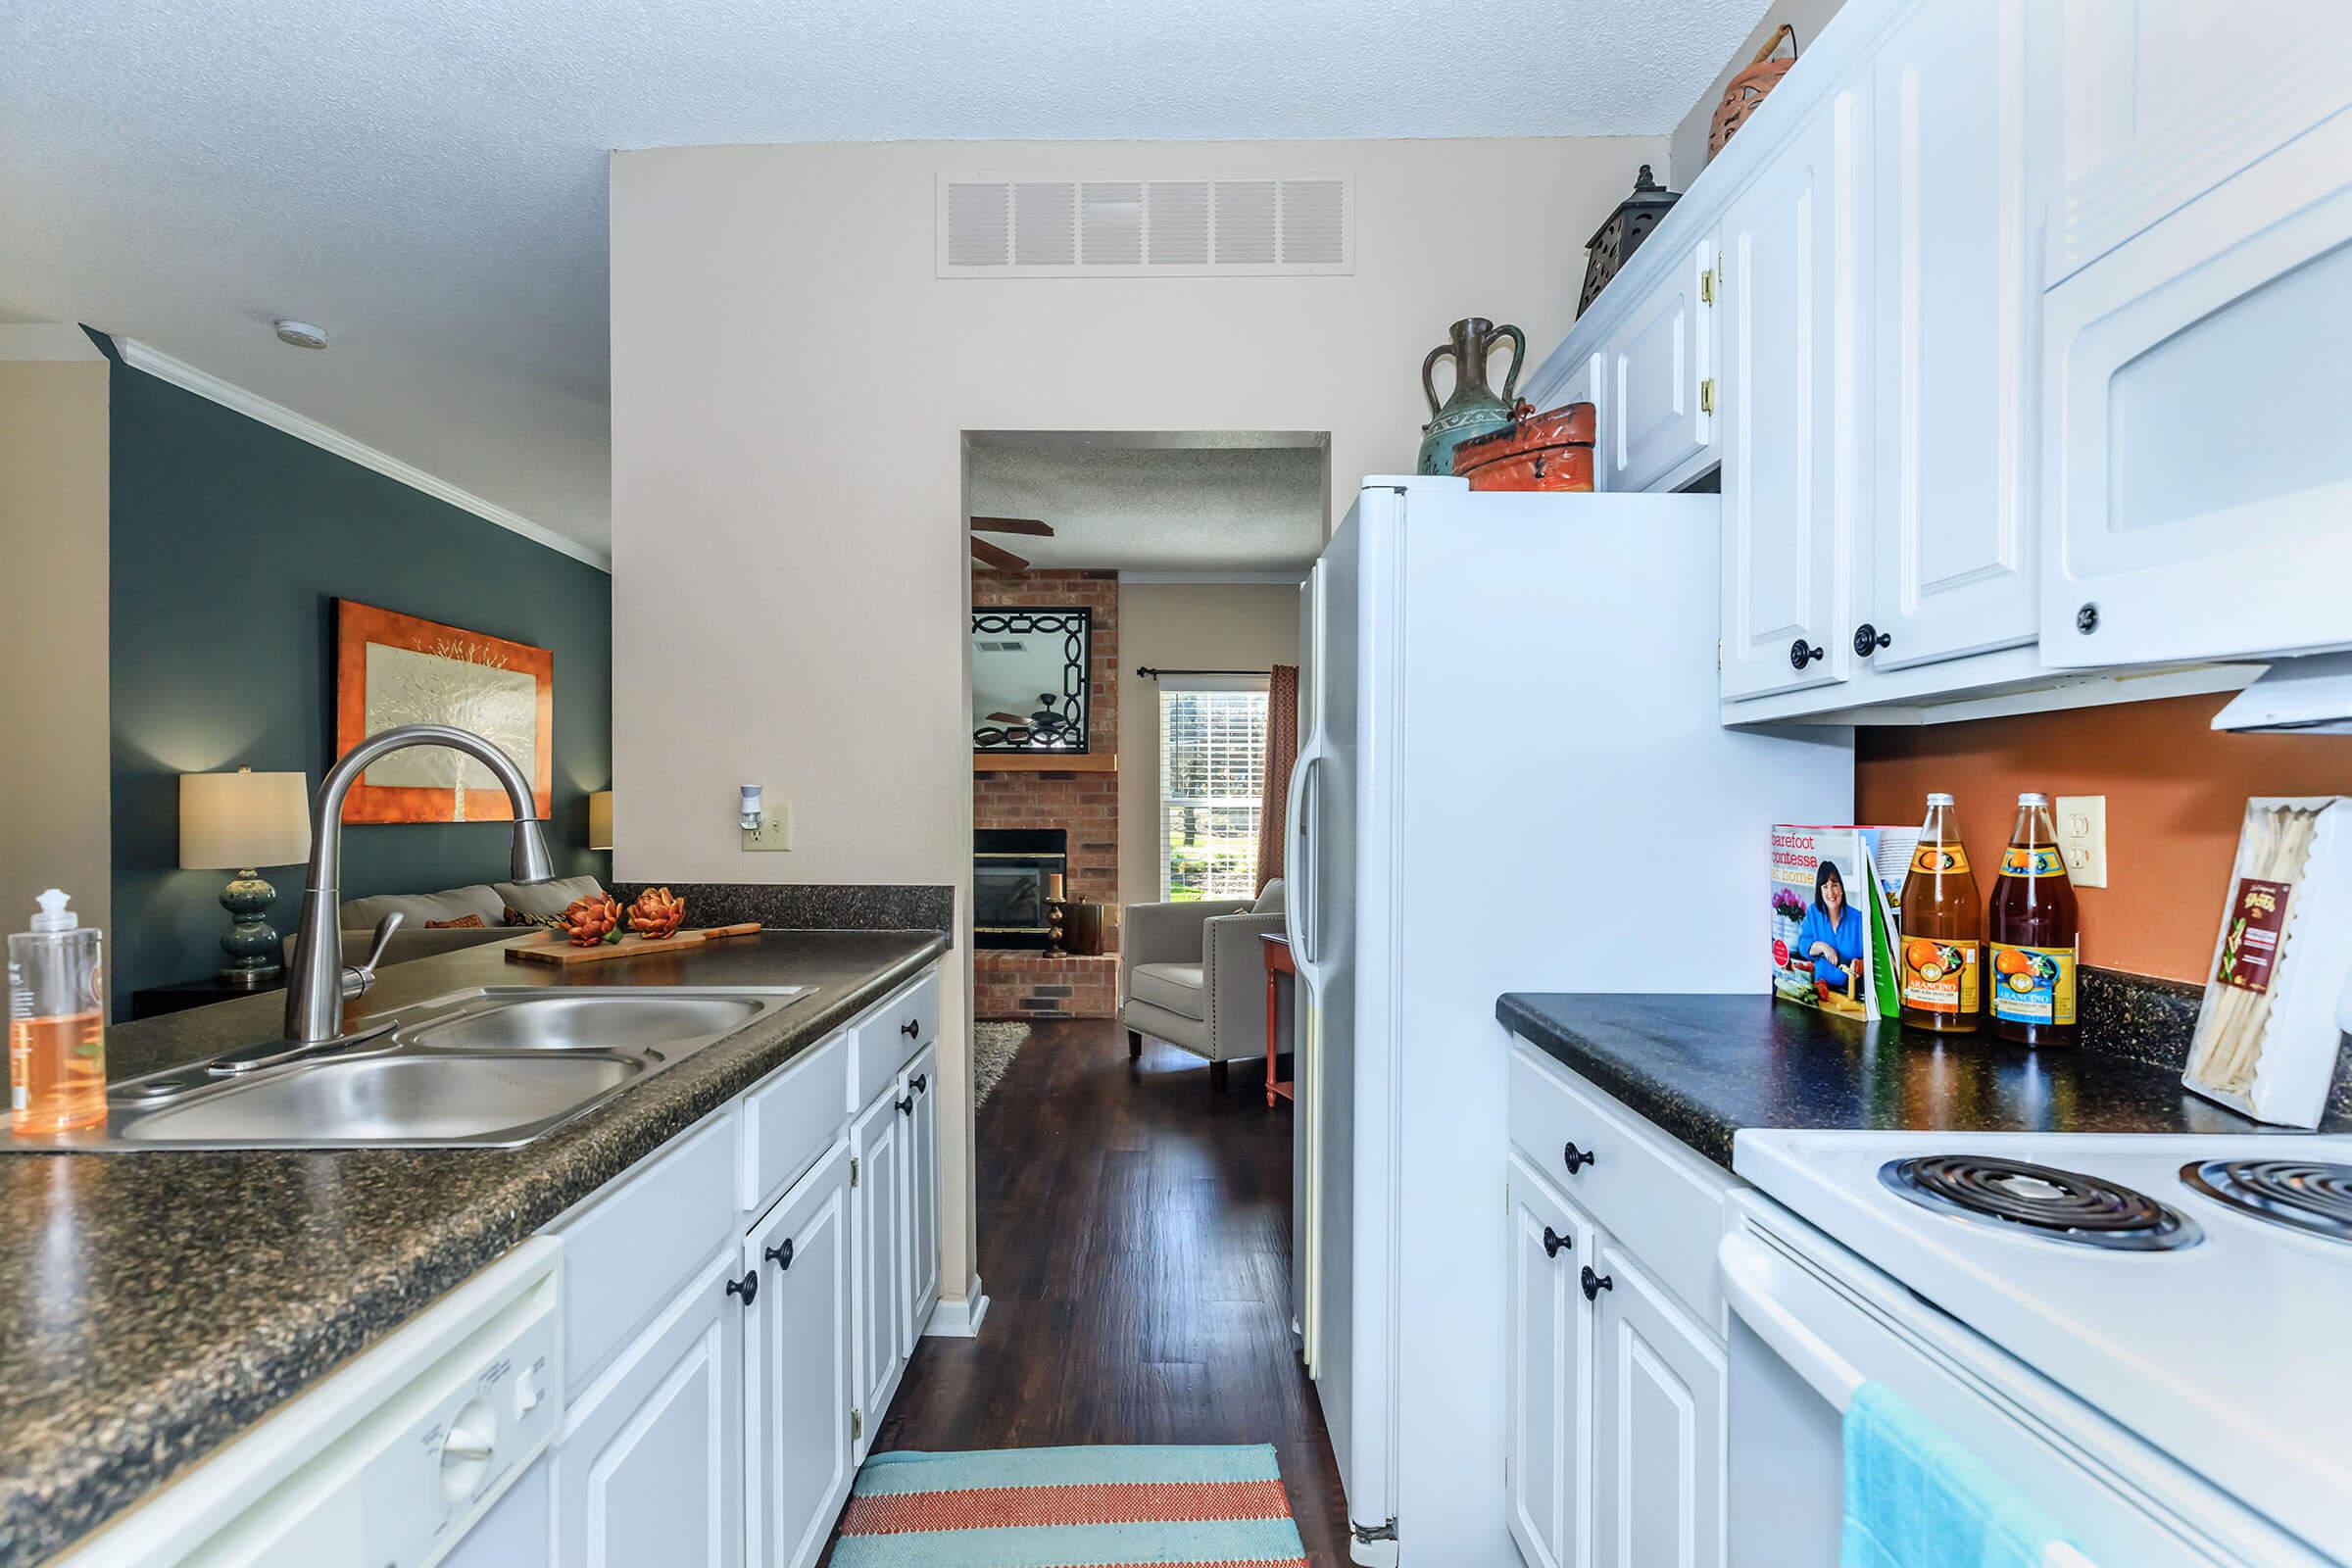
494 874 608 921
424 913 487 930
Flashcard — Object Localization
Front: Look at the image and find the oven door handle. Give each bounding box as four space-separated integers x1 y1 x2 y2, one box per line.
1719 1230 1868 1413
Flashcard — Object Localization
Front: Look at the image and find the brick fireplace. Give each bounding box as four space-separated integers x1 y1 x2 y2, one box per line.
973 568 1121 1019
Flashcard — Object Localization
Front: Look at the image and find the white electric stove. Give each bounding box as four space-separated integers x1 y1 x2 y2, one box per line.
1723 1129 2352 1567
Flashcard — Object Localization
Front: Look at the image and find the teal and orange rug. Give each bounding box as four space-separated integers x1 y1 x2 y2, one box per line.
830 1445 1308 1567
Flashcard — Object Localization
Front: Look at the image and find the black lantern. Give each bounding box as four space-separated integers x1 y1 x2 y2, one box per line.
1578 165 1682 318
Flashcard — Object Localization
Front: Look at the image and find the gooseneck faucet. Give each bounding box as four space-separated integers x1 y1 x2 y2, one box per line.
280 724 555 1049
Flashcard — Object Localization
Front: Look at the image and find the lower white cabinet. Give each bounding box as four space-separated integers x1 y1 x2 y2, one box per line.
903 1044 942 1351
1505 1043 1734 1568
1589 1243 1726 1568
539 962 943 1567
554 1248 747 1568
851 1079 907 1456
745 1141 856 1568
1505 1153 1590 1568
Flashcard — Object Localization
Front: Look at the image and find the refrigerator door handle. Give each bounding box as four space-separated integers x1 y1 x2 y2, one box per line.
1287 743 1325 974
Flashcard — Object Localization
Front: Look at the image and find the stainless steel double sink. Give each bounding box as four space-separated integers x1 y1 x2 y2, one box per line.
5 987 809 1152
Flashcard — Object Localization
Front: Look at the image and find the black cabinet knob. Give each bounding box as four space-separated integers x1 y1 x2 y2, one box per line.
1852 623 1891 658
900 1018 920 1040
1580 1265 1613 1302
2076 602 2100 635
1788 639 1826 669
1562 1142 1596 1175
1542 1226 1571 1259
726 1270 760 1306
897 1094 915 1116
911 1073 927 1094
764 1238 795 1271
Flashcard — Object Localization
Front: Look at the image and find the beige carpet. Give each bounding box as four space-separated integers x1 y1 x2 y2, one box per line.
971 1021 1030 1108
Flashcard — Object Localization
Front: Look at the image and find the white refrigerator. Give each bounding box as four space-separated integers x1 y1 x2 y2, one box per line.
1285 476 1853 1564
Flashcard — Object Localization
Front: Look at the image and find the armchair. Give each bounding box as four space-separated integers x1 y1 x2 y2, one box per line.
1119 880 1286 1091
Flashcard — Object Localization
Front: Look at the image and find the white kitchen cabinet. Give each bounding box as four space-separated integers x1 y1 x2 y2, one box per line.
1605 233 1717 494
1589 1242 1727 1568
1505 1153 1592 1568
851 1082 906 1458
1718 91 1869 702
744 1140 855 1568
2040 2 2352 668
554 1248 747 1568
902 1046 942 1352
1863 0 2040 672
1507 1043 1734 1568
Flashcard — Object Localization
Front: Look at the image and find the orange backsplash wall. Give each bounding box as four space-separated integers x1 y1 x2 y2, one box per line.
1855 693 2352 983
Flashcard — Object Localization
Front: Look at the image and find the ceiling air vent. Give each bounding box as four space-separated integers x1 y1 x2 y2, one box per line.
940 173 1351 277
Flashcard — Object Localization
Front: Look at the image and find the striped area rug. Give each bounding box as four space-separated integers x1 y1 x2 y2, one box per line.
830 1444 1308 1567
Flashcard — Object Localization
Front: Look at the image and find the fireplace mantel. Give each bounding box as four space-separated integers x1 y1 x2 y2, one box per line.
972 753 1116 773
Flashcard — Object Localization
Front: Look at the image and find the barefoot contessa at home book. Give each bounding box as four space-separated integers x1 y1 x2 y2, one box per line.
1770 823 1916 1020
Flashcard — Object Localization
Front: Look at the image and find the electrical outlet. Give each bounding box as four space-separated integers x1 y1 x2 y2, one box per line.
742 802 792 852
2054 795 2107 889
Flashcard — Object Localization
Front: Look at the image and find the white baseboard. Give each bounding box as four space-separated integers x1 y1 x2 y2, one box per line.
923 1279 990 1339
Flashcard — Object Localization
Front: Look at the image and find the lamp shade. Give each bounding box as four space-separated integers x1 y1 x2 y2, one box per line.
588 790 615 852
180 768 313 870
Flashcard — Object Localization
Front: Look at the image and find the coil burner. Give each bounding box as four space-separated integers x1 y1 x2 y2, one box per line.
1880 1155 2202 1251
2181 1159 2352 1245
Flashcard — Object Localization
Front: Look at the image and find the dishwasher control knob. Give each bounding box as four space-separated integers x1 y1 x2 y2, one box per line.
438 1396 499 1504
513 1364 545 1420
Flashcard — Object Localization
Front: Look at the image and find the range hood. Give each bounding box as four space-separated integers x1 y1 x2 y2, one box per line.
2212 653 2352 735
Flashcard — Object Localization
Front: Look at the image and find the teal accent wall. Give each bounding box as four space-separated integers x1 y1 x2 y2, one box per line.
103 336 611 1003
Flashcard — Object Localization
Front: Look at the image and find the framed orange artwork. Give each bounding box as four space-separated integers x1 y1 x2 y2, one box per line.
334 600 555 823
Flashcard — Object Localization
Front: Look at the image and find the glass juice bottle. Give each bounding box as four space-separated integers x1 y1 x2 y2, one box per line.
1898 793 1982 1032
8 888 107 1134
1988 794 2081 1048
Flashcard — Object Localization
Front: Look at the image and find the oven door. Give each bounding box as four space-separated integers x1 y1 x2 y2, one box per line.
1718 1194 2328 1568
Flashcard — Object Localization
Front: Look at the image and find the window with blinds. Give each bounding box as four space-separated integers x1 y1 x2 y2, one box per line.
1158 682 1270 901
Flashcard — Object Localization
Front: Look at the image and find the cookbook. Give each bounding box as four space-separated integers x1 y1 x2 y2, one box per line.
1771 824 1916 1019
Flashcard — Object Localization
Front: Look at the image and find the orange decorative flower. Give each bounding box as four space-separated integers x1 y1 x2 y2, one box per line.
628 886 687 941
563 893 625 947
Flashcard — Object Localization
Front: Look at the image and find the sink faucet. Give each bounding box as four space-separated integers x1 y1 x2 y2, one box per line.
282 724 555 1048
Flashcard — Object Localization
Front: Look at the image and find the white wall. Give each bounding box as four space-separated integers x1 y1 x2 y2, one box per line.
610 133 1660 1313
0 328 111 944
1116 582 1302 913
1668 0 1852 187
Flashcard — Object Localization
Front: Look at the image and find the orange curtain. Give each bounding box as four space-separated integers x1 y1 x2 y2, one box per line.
1256 664 1300 892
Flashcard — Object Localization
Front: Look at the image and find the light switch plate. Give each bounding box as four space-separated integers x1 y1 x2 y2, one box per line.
2054 795 2107 888
742 803 792 853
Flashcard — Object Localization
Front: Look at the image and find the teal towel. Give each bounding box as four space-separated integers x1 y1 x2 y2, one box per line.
1841 1381 2082 1568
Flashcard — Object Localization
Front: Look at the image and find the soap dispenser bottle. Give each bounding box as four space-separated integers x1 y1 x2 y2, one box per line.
8 889 107 1133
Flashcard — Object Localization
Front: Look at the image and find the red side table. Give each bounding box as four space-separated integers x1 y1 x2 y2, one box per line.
1259 932 1296 1107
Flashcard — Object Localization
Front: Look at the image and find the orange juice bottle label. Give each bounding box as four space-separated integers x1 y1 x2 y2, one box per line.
1999 846 2065 878
1989 944 2078 1025
1900 938 1981 1014
1909 845 1971 876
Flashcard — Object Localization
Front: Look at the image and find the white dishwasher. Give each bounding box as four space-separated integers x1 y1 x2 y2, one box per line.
62 1237 564 1568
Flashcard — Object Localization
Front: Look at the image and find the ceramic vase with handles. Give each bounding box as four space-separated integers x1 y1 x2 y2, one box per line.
1417 317 1526 476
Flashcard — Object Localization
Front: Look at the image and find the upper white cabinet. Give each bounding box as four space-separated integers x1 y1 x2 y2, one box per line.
1865 0 2041 671
2039 2 2352 668
1719 91 1869 702
1605 234 1717 494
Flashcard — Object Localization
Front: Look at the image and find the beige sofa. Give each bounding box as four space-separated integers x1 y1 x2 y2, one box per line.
1119 880 1285 1092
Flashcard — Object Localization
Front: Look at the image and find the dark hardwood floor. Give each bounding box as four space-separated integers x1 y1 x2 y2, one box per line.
824 1019 1348 1562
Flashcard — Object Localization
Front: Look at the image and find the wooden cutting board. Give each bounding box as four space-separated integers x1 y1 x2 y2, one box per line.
504 922 760 966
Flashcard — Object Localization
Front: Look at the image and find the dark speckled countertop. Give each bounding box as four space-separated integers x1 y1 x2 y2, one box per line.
0 928 947 1568
1496 992 2352 1171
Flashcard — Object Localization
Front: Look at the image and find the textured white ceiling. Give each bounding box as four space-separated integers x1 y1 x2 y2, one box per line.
967 434 1325 571
0 0 1768 555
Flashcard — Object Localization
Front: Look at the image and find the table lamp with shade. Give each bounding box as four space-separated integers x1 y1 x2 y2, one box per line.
588 790 614 853
179 767 313 984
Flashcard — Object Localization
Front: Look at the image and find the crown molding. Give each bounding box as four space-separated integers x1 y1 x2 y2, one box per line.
114 338 609 572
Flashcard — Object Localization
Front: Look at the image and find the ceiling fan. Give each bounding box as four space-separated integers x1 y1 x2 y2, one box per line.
983 695 1079 746
971 515 1054 573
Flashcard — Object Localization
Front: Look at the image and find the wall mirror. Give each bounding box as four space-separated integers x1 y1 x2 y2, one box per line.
972 608 1091 753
